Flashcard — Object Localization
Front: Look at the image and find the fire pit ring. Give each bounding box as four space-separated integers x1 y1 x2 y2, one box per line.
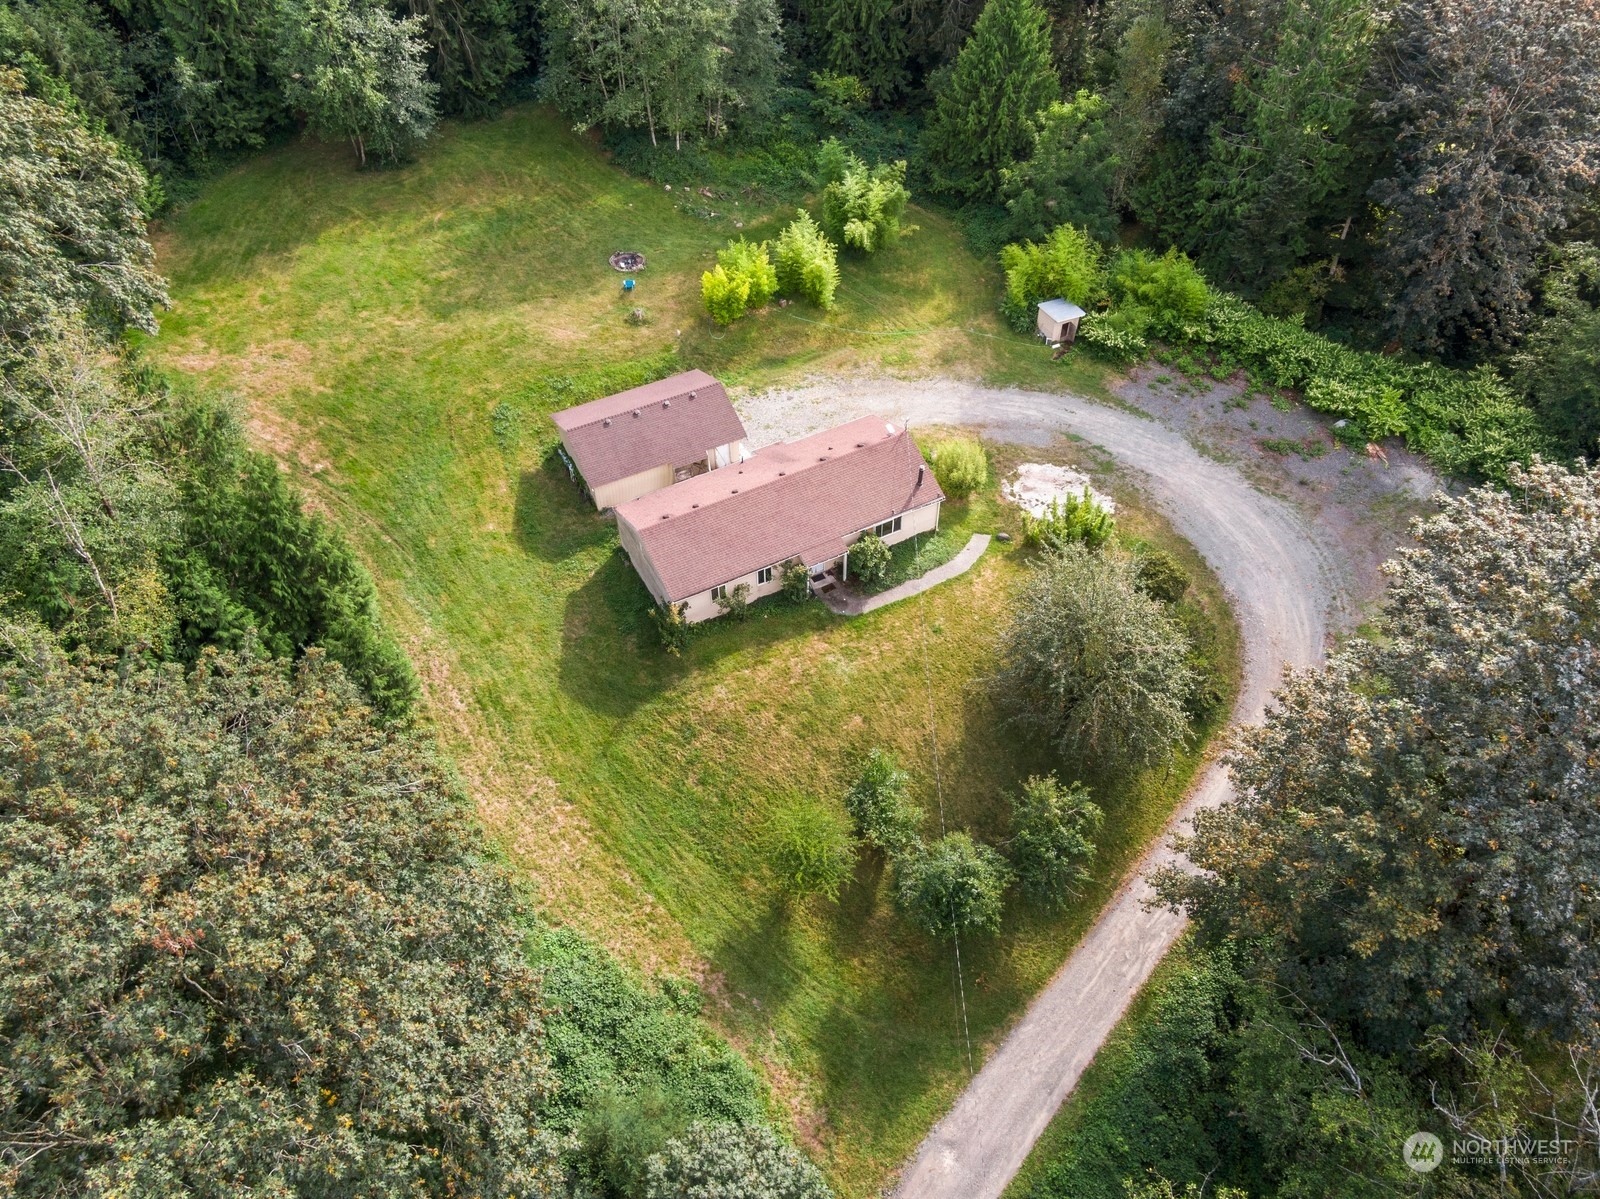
609 251 646 272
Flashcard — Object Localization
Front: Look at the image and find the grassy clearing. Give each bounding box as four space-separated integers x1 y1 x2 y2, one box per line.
146 106 1235 1195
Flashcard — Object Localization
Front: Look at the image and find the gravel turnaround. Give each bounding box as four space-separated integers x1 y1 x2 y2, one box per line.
735 376 1375 1199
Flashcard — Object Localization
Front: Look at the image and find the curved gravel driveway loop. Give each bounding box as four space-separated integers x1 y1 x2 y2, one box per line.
736 378 1351 1199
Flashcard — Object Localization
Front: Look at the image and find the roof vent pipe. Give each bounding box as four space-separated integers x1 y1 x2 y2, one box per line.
917 464 925 487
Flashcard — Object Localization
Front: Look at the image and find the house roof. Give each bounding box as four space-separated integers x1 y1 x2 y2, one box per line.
550 370 747 489
1037 298 1086 322
616 417 945 602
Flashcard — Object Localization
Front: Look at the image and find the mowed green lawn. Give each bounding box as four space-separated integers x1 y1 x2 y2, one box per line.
147 106 1235 1195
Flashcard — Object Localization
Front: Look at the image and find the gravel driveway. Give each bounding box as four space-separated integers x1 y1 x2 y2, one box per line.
735 373 1434 1199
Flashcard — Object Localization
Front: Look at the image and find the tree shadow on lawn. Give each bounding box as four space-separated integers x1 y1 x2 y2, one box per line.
708 895 809 1017
515 457 616 562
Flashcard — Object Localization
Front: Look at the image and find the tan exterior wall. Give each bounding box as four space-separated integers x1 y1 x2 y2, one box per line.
590 462 674 511
617 516 671 606
704 440 745 471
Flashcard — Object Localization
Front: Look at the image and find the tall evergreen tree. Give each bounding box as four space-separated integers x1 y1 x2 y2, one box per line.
396 0 526 115
922 0 1058 200
821 0 907 101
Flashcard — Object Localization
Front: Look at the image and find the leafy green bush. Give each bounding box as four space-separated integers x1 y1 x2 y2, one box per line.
1135 548 1191 604
817 140 913 254
1195 289 1544 480
714 581 751 619
847 532 892 583
767 801 857 902
701 264 751 326
1021 493 1114 550
652 601 691 654
1110 248 1209 339
999 223 1105 332
810 71 870 127
926 436 987 498
531 927 764 1138
645 1121 832 1199
718 238 777 308
1008 774 1102 910
1075 311 1148 362
780 558 811 602
896 832 1012 938
844 748 924 856
773 211 840 309
578 1085 689 1198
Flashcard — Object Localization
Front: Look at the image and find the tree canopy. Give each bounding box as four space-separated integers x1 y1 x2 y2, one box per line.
0 642 563 1195
0 71 166 343
994 543 1195 772
1157 460 1600 1048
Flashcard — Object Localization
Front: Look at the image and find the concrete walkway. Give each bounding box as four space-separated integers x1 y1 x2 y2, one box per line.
823 534 991 615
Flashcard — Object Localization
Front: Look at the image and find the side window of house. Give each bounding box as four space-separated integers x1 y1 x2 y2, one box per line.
712 585 727 601
873 516 903 537
758 566 773 584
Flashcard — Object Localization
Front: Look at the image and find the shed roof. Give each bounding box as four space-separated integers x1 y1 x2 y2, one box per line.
550 370 747 489
1037 298 1086 322
616 417 945 602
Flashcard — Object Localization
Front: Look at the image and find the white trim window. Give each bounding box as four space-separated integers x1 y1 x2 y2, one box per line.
757 566 774 584
871 515 903 537
711 584 728 601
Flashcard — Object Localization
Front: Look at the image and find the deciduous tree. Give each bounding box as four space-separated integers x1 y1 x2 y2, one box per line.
274 0 438 166
993 543 1194 771
645 1121 832 1199
896 832 1011 938
0 71 166 343
1156 461 1600 1048
1007 774 1101 910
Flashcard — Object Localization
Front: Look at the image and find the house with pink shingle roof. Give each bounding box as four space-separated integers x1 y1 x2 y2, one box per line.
615 415 945 622
551 369 748 510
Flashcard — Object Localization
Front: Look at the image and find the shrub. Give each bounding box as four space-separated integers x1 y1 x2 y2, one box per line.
999 224 1105 331
701 264 751 326
652 601 691 654
926 436 987 498
1008 774 1102 910
531 927 764 1135
818 141 913 254
896 832 1012 938
773 211 840 309
717 238 777 308
1021 493 1114 550
1075 311 1148 362
578 1085 690 1197
1110 248 1209 339
767 801 857 902
714 582 751 620
780 558 811 603
810 71 869 127
847 532 892 583
645 1121 832 1199
993 543 1195 770
844 749 924 856
1134 548 1191 604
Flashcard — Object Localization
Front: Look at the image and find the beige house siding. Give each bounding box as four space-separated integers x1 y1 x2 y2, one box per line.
703 440 746 471
590 462 675 511
618 516 671 605
675 497 943 623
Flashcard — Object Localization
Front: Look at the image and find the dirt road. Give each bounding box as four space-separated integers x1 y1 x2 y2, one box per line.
737 375 1431 1199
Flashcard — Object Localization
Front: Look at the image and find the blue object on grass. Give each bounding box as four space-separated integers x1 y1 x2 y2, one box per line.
623 278 636 291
